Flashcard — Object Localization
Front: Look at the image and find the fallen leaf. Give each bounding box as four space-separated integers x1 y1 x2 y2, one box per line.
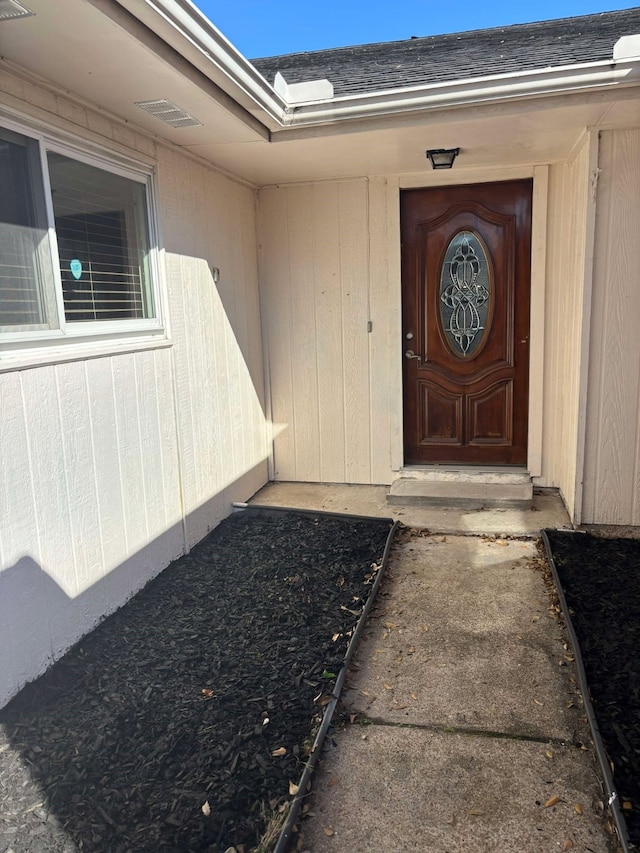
383 682 394 690
202 801 211 816
289 781 299 796
466 808 484 816
544 795 560 808
328 776 340 787
271 747 287 757
623 800 633 812
323 827 335 837
562 839 574 850
407 645 416 654
201 688 215 698
573 803 583 815
383 621 396 630
545 749 554 760
411 692 418 700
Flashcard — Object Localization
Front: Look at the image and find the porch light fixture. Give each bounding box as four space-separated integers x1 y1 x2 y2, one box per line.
426 148 460 169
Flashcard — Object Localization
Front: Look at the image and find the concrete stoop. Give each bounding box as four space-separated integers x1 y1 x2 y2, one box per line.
387 466 533 508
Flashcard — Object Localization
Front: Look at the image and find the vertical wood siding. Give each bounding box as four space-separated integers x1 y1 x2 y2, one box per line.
540 137 593 518
259 179 381 484
157 147 268 546
582 128 640 524
0 71 267 706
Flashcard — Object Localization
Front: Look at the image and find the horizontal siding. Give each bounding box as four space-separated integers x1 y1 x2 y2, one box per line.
0 70 268 707
583 128 640 525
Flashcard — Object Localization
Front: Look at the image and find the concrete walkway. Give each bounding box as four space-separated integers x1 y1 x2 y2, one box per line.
249 484 615 853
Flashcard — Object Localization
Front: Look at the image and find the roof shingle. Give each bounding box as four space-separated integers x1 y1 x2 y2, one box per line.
251 8 640 96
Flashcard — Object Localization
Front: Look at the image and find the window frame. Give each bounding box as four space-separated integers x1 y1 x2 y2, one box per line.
0 113 166 359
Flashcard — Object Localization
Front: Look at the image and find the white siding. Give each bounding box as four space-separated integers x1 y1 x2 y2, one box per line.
582 128 640 525
539 136 594 519
157 147 268 546
0 71 267 707
259 179 377 483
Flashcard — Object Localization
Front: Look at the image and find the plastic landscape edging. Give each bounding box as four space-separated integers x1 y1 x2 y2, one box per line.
233 505 398 853
541 529 633 853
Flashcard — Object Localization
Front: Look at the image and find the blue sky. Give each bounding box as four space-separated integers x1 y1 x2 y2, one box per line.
196 1 636 57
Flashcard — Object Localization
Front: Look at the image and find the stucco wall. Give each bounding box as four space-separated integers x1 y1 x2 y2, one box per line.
0 68 268 707
582 127 640 525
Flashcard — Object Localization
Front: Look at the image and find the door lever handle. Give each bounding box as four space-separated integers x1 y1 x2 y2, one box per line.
405 349 422 362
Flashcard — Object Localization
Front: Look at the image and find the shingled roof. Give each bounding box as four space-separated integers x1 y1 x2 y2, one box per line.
251 8 640 97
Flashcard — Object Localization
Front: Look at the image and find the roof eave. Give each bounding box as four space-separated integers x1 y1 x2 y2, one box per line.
282 57 640 128
107 0 640 135
109 0 287 129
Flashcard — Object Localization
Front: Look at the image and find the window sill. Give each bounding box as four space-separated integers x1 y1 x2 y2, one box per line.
0 334 173 373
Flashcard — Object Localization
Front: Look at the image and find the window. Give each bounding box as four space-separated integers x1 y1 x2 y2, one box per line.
0 120 161 348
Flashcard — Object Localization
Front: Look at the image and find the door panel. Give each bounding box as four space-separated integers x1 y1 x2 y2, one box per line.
401 181 532 465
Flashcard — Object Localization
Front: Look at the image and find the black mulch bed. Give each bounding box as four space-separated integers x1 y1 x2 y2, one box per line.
0 510 392 853
546 530 640 848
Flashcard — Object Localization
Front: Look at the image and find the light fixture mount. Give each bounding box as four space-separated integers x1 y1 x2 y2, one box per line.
426 148 460 169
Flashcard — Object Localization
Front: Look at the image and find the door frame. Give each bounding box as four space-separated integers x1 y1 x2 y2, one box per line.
389 164 548 477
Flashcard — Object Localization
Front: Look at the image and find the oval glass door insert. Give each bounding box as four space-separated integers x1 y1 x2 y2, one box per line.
439 230 491 357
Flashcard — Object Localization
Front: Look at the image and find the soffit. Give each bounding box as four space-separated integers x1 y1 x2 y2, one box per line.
1 0 640 187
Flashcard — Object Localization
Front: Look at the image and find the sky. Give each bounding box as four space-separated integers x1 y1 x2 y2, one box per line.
196 1 638 58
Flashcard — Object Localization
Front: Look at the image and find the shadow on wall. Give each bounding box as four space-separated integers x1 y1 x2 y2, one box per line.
0 460 267 711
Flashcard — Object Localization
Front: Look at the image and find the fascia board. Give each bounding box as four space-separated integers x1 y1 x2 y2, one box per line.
283 58 640 127
111 0 287 129
108 0 640 135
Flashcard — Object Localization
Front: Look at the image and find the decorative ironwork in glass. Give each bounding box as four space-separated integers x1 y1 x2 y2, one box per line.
439 231 491 357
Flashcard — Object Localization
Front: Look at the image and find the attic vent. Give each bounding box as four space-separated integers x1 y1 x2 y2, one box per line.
0 0 35 20
135 99 202 128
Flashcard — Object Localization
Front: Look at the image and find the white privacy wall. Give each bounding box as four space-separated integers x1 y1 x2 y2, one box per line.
582 127 640 525
0 68 268 707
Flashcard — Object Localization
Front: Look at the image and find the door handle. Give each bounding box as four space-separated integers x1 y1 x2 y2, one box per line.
405 349 422 362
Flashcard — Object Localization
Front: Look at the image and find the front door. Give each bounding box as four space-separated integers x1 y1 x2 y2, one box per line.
401 180 532 465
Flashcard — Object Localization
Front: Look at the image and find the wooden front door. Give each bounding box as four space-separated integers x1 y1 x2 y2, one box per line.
401 180 532 465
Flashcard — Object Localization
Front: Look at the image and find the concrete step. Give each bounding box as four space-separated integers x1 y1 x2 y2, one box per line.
388 469 533 508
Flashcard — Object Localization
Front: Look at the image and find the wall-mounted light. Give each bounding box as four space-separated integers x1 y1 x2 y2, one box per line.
426 148 460 169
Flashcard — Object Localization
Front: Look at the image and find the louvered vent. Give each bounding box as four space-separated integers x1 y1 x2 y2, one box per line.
135 99 202 128
0 0 35 20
